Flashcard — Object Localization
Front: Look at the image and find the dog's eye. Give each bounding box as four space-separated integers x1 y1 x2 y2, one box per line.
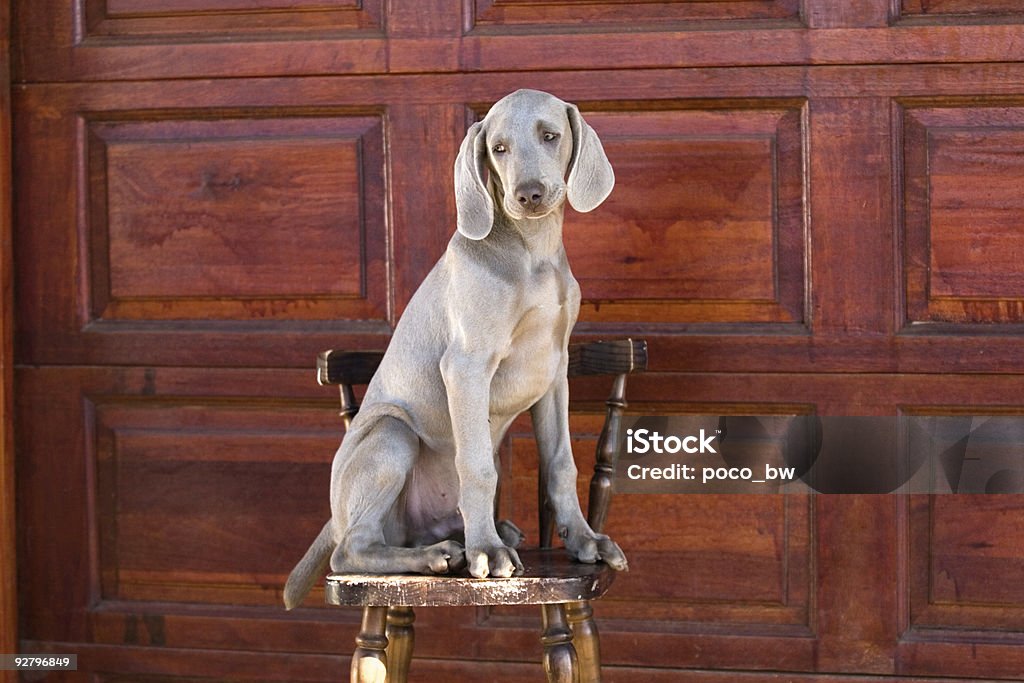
543 132 559 142
492 143 507 154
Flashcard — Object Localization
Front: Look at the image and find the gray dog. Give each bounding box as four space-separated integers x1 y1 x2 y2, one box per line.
284 89 626 610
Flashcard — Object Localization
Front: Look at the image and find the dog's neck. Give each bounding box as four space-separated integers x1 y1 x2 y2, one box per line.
492 207 566 265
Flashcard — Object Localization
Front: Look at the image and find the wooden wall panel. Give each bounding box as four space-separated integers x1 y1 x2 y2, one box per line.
901 103 1024 325
76 0 380 41
0 2 15 681
568 104 806 325
900 496 1024 679
12 1 390 82
502 415 811 631
11 0 1024 681
92 400 339 606
469 0 802 30
86 115 386 322
14 94 392 368
17 365 1024 678
899 0 1024 19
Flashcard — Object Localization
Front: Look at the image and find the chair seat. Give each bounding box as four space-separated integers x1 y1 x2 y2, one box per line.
325 548 615 608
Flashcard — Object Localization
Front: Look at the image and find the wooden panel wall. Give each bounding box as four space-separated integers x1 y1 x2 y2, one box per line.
0 2 16 681
10 0 1024 681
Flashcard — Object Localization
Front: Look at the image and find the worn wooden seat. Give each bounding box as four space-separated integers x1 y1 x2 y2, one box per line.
316 339 647 683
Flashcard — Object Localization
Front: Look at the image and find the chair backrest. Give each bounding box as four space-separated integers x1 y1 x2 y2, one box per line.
317 338 648 548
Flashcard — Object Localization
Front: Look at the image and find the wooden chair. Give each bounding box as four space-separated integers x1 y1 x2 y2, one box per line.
316 339 647 683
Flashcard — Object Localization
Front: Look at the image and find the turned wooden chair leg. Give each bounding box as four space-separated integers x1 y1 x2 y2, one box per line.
352 606 389 683
565 600 601 683
384 607 414 683
541 603 579 683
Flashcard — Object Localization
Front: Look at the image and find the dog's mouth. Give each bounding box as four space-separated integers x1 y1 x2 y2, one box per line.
503 187 565 220
514 205 558 220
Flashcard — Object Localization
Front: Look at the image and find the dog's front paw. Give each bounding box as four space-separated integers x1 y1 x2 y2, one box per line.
562 529 628 571
423 540 467 574
465 543 523 579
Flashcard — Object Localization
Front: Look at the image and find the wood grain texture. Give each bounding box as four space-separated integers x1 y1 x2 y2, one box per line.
16 365 1024 677
567 105 806 325
469 0 801 30
11 6 1024 82
12 1 1024 681
902 102 1024 325
87 114 387 322
81 0 383 39
899 0 1024 18
0 2 16 680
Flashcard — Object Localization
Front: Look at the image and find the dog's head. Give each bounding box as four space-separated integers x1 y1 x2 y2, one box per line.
455 89 615 240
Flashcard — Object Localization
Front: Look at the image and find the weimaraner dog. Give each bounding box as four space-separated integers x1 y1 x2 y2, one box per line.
284 89 625 610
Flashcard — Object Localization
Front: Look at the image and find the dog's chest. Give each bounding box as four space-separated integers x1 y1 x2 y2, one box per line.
490 262 579 416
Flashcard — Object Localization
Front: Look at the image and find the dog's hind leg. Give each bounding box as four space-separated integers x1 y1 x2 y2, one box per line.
496 519 525 548
330 414 467 575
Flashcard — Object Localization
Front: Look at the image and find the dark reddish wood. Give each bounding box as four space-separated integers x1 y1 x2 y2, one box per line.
808 96 895 339
82 0 382 39
11 6 1024 83
0 1 16 679
900 0 1024 18
902 103 1024 325
804 0 892 27
815 496 899 674
13 1 1024 681
85 114 388 322
16 640 995 683
566 105 805 325
470 0 801 29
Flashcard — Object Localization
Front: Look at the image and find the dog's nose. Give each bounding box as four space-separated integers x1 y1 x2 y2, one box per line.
515 182 545 211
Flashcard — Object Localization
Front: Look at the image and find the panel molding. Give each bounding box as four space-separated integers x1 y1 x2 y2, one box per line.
570 101 808 327
80 109 389 324
467 0 803 33
893 406 1024 678
87 395 341 607
895 0 1024 25
898 99 1024 329
77 0 384 41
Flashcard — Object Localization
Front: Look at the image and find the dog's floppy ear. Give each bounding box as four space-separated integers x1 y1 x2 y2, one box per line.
566 104 615 213
454 121 494 240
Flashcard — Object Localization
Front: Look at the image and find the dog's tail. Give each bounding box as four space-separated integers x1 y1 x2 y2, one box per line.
283 520 333 610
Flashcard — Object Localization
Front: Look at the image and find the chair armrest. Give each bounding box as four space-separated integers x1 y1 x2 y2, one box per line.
319 340 647 386
317 350 385 387
568 339 648 378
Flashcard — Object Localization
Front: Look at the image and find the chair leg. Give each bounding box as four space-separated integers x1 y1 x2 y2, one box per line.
384 607 414 683
352 606 389 683
566 601 601 683
541 603 579 683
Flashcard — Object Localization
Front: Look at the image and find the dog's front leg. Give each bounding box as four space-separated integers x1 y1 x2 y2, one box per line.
441 348 524 579
532 375 628 570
